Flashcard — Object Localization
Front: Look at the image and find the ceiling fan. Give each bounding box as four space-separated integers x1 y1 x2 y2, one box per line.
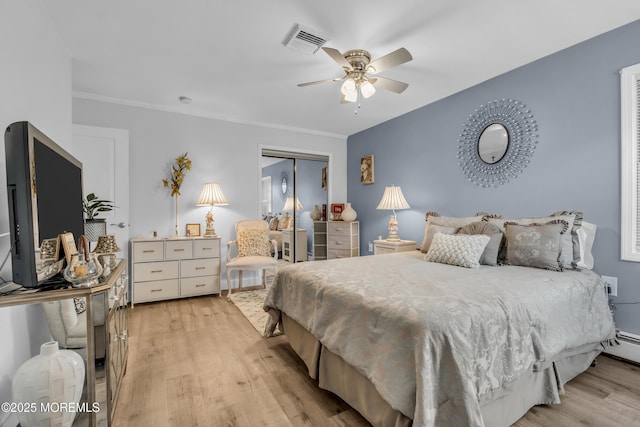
298 47 413 107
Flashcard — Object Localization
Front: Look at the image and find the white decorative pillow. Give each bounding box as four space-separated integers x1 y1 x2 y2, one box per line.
420 215 483 253
575 221 597 269
424 233 490 269
420 223 458 253
237 229 271 257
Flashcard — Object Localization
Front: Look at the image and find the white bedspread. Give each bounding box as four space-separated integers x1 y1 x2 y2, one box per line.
263 252 616 427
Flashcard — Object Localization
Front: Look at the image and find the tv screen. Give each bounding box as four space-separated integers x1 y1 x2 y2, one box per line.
4 121 84 287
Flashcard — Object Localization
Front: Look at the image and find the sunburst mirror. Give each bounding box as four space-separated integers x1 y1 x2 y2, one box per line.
457 99 538 188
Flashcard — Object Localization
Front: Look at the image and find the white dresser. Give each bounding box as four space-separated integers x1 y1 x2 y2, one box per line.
327 221 359 259
131 237 221 306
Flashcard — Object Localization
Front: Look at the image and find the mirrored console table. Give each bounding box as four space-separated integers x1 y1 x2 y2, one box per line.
0 259 128 427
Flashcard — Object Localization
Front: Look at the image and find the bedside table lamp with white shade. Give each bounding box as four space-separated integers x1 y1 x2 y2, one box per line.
196 182 229 237
376 185 410 241
283 196 303 229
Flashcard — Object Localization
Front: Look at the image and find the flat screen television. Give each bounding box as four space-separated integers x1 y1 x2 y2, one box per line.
4 121 84 287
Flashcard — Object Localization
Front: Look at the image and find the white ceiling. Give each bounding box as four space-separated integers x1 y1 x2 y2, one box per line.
43 1 640 138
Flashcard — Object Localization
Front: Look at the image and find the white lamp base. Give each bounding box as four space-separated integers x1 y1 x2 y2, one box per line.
386 214 401 242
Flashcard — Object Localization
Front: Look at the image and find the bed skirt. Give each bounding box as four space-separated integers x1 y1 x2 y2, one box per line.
282 314 602 427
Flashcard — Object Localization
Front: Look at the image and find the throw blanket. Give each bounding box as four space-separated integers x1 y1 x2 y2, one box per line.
263 252 616 427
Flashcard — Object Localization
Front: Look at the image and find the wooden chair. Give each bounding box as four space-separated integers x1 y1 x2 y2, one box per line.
226 220 278 298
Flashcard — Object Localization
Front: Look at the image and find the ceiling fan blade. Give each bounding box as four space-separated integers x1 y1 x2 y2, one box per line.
322 47 353 70
367 48 412 74
297 78 339 87
371 76 409 93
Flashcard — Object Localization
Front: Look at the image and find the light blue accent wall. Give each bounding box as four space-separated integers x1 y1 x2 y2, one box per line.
347 20 640 334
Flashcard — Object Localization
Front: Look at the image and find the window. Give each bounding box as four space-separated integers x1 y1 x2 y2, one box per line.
621 63 640 261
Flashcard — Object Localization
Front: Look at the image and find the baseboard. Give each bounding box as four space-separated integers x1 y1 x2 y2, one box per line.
604 331 640 364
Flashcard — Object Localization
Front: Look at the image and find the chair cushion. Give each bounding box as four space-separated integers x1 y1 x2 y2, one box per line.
237 229 271 257
227 256 278 269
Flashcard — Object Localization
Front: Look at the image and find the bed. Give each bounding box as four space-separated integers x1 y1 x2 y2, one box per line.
263 213 616 427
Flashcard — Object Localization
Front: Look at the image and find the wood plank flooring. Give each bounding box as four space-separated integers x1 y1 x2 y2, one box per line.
112 295 640 427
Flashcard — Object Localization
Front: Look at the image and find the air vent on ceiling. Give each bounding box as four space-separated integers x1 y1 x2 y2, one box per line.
283 24 329 55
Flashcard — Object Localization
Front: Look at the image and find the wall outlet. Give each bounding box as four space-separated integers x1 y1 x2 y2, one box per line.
368 242 373 253
602 275 618 297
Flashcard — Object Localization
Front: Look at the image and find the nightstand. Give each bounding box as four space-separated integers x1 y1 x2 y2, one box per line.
373 239 417 255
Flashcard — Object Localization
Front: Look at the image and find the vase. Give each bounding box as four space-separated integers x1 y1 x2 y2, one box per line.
341 203 357 222
12 341 85 427
309 204 322 221
174 195 180 237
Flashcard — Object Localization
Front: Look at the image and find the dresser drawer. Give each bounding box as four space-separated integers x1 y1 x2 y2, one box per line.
328 248 358 259
133 261 179 282
134 279 179 302
132 241 164 262
180 258 220 278
327 222 355 236
194 239 220 258
327 235 358 249
165 240 193 259
180 275 219 296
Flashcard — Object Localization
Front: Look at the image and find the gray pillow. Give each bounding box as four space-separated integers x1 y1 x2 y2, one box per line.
504 220 569 271
457 221 503 266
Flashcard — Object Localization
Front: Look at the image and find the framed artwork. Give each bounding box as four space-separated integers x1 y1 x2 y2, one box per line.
331 203 344 221
186 223 201 237
360 154 374 184
322 166 327 189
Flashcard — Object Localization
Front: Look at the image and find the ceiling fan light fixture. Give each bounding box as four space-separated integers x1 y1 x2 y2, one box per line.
341 78 356 95
360 80 376 99
344 90 358 103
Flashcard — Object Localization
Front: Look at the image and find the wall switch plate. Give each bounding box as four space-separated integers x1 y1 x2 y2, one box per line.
602 275 618 297
368 242 373 253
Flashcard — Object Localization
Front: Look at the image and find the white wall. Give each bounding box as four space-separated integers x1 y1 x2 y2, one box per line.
0 0 72 424
72 98 347 289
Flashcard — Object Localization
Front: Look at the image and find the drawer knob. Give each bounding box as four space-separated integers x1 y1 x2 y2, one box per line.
143 250 155 253
202 247 212 250
150 269 163 273
195 266 205 270
174 248 185 252
150 288 163 292
196 284 206 288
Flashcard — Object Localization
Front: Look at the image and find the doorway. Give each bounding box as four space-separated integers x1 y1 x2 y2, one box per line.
260 149 329 263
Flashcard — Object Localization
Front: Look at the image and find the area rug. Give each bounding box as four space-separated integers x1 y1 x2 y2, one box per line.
229 288 282 337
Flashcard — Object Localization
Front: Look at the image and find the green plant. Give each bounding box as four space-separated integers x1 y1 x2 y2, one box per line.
83 193 115 220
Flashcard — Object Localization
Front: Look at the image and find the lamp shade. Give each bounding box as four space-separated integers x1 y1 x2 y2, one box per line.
376 186 410 211
93 234 121 254
283 196 303 212
196 182 229 207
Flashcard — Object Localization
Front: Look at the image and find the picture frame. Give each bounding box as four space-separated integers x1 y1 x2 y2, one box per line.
322 166 327 189
59 232 77 264
39 237 60 261
360 154 374 184
186 223 201 237
331 203 344 221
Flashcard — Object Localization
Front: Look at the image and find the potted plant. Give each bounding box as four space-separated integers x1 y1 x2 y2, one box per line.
83 193 116 241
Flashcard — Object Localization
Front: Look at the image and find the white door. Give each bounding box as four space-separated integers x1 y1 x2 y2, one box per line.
71 124 130 272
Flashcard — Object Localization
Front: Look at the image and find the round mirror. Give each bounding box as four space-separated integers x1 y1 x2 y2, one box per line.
478 124 509 164
281 176 288 195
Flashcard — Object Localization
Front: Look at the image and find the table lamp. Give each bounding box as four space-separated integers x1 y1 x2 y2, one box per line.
376 185 410 241
196 182 229 237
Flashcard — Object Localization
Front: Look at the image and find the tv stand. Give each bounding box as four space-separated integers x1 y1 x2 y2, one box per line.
0 260 128 427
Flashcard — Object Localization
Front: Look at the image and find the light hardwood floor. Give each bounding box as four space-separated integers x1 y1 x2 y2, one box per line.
113 295 640 427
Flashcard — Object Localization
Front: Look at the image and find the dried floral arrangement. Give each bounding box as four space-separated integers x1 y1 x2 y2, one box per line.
162 152 192 196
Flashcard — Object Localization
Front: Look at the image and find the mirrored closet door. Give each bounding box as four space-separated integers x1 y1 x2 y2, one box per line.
260 150 328 263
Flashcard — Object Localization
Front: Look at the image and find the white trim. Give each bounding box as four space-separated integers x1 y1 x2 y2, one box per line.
621 63 640 261
73 91 346 140
605 331 640 364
